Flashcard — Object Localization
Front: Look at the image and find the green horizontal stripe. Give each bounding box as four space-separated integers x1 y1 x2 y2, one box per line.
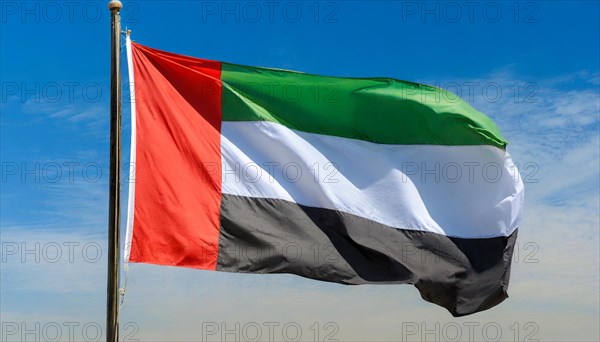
220 63 507 148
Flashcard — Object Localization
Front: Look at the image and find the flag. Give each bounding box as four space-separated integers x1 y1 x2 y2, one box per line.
124 38 524 316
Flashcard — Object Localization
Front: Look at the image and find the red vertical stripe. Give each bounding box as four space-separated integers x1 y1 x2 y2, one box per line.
129 42 222 270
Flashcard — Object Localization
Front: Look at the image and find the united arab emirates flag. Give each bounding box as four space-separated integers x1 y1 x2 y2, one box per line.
124 37 524 316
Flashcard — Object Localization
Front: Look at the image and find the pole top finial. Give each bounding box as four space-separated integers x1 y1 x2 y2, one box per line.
108 0 122 11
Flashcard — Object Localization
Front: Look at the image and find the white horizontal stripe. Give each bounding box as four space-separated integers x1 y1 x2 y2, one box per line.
220 121 523 238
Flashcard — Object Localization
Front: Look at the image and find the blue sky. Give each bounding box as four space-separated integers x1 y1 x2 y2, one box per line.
1 1 599 341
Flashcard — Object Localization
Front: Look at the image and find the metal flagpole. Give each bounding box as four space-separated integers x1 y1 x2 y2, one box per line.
107 1 122 341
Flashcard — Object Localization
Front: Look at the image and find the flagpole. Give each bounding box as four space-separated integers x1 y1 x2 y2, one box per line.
107 1 122 341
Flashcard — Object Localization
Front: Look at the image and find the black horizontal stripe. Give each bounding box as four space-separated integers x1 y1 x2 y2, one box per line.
217 194 517 316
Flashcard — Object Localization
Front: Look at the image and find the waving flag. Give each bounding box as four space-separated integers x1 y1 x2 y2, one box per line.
124 37 524 316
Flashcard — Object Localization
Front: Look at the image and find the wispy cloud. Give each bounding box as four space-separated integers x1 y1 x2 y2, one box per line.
1 91 109 140
428 68 599 209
